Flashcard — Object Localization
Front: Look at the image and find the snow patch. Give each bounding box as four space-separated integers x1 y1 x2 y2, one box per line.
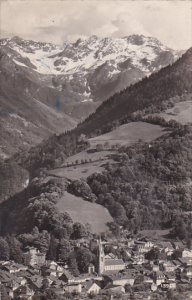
23 178 29 188
81 98 93 103
13 59 27 68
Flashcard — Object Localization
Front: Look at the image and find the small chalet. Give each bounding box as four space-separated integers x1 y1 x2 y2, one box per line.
82 281 101 294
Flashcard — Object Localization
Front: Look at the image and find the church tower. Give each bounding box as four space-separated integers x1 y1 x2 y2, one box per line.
98 239 105 275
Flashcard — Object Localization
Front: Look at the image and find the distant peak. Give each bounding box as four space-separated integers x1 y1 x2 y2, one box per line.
11 36 24 43
122 34 164 47
89 35 99 40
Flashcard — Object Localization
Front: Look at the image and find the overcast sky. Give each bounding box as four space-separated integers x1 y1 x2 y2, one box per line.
0 0 191 50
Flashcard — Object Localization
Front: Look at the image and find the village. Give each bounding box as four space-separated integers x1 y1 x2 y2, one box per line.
0 234 192 299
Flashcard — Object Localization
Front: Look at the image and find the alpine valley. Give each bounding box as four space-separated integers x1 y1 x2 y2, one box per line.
1 33 192 300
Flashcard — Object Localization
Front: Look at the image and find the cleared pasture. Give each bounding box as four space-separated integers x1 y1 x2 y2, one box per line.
89 121 165 147
57 191 113 233
48 160 112 180
158 100 192 124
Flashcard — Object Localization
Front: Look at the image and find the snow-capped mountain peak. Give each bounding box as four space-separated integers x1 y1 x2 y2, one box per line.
1 35 179 76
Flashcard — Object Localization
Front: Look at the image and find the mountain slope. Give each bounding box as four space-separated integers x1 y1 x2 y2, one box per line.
0 42 76 158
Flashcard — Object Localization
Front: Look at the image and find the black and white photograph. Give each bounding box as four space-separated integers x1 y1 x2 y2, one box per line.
0 0 192 299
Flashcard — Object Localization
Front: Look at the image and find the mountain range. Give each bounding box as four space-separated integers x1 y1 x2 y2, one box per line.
0 35 180 157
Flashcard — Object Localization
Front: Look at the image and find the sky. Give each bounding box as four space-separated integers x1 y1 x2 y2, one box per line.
0 0 191 50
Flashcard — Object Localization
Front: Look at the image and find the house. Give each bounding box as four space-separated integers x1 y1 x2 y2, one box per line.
24 247 46 267
127 239 135 248
50 279 65 288
134 241 154 253
105 253 117 260
27 275 43 291
82 281 101 294
50 287 65 296
64 283 82 293
104 284 125 294
124 250 132 260
165 272 176 282
59 270 75 284
104 271 135 286
75 238 90 248
161 261 177 272
143 276 154 284
0 271 13 284
182 249 192 258
151 283 157 291
183 266 192 278
2 263 28 274
41 262 64 277
172 241 184 250
153 271 166 286
88 263 95 275
159 242 174 256
178 257 192 267
2 276 27 298
132 253 146 265
13 284 35 300
146 261 159 272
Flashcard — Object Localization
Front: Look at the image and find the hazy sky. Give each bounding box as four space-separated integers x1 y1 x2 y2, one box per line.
0 0 191 50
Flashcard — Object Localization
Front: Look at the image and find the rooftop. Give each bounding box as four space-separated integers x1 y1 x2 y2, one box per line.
104 271 136 280
105 259 125 266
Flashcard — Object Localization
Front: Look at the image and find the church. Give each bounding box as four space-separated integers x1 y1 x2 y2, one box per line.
97 240 125 275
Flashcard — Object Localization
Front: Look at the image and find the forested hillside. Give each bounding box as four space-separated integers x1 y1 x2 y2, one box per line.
0 160 29 203
1 124 192 241
85 124 192 239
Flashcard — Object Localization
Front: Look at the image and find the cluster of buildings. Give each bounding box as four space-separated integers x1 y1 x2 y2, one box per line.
0 238 192 299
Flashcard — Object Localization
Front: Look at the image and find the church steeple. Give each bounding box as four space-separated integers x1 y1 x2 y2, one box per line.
98 238 105 275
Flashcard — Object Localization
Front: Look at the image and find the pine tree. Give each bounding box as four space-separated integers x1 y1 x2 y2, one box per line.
68 257 79 276
6 236 23 263
0 238 10 261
